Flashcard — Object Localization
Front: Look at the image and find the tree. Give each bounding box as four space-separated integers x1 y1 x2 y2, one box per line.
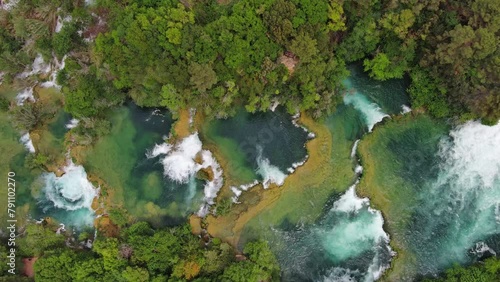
327 0 346 32
188 63 218 93
263 0 297 45
122 266 149 282
34 250 75 282
17 224 65 257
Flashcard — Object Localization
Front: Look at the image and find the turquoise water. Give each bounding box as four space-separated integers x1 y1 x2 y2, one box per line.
237 68 410 282
404 121 500 276
205 107 309 191
83 103 210 226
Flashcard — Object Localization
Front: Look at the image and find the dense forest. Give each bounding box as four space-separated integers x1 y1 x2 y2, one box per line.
0 221 280 281
1 0 499 125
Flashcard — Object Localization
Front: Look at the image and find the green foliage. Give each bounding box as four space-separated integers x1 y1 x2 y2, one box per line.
215 198 233 216
34 250 76 282
17 224 65 257
108 208 129 228
16 222 280 281
425 257 500 282
0 96 9 111
10 103 42 131
25 153 52 170
408 68 450 118
64 72 123 118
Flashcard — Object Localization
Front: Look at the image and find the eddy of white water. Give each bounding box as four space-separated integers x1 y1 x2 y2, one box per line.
40 160 97 227
147 133 223 216
411 120 500 273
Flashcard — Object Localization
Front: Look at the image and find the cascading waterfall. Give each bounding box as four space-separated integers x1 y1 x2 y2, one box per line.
19 132 35 153
39 160 97 228
256 145 287 189
147 133 224 216
343 91 389 132
407 120 500 274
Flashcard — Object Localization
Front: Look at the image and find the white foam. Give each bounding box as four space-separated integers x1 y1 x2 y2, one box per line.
149 133 224 216
351 140 360 158
156 133 202 183
15 88 35 105
0 0 19 10
189 108 196 126
355 165 363 175
320 185 392 282
197 150 224 216
286 155 309 174
146 143 172 158
42 160 97 211
55 15 72 33
332 185 368 213
343 92 389 132
438 120 500 188
18 54 51 79
413 120 500 270
401 105 412 114
40 55 66 89
65 118 80 129
270 100 280 112
19 132 35 153
231 180 259 203
471 241 497 256
256 146 287 189
323 267 359 282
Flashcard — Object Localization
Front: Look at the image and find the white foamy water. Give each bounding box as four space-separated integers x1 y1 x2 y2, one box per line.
231 180 259 203
18 54 51 79
40 55 66 89
277 183 393 282
333 185 368 213
152 133 202 183
438 121 500 189
15 88 35 105
19 132 35 153
319 186 392 282
197 150 224 216
351 140 360 158
413 120 500 271
343 92 389 132
148 133 224 216
55 15 72 33
0 0 19 10
41 160 97 227
43 160 97 211
401 105 412 114
323 267 359 282
65 118 80 129
256 146 287 189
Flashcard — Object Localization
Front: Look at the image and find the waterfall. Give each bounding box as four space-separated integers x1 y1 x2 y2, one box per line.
39 160 98 228
408 120 500 273
147 133 224 216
